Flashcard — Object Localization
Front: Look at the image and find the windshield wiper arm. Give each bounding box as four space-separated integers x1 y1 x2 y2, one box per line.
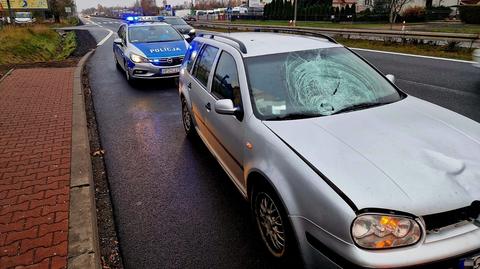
265 112 324 121
331 102 387 115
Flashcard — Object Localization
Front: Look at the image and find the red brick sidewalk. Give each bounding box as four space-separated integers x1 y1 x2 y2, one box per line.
0 68 75 269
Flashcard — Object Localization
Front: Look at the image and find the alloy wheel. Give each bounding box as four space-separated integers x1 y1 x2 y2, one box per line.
182 99 192 132
255 192 286 258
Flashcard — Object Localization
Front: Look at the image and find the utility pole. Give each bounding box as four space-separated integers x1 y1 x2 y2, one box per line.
6 0 14 24
293 0 297 26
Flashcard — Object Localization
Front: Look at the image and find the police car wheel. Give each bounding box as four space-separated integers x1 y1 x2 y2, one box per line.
115 58 121 70
124 65 136 84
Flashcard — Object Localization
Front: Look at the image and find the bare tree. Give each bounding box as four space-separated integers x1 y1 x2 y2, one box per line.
389 0 412 23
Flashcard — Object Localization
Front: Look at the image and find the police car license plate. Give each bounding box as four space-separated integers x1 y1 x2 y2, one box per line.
162 67 180 75
461 253 480 269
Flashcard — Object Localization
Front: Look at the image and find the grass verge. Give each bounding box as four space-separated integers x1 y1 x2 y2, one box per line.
336 37 474 61
224 20 480 34
0 25 77 65
197 27 474 61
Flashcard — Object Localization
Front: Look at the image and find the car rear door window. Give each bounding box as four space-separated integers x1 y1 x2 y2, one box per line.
211 52 242 107
192 45 219 88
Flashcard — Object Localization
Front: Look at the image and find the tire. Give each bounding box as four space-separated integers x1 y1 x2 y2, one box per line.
124 62 136 85
181 97 197 137
115 57 121 71
251 184 301 267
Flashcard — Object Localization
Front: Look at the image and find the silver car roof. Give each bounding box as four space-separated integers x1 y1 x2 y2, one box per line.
202 32 343 57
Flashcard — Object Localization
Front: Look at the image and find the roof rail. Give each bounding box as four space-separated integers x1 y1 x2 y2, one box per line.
197 31 248 54
253 28 338 44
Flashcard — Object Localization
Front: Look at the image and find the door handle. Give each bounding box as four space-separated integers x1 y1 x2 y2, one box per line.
187 82 192 89
205 103 211 111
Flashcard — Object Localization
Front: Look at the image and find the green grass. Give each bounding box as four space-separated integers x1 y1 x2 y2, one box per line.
336 37 474 61
197 26 474 61
0 25 76 65
226 20 480 34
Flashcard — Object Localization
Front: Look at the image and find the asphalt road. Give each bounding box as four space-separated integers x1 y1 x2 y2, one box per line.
83 17 480 269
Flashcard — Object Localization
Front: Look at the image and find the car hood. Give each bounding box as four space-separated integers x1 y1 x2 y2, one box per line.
131 40 187 58
172 25 193 34
263 97 480 216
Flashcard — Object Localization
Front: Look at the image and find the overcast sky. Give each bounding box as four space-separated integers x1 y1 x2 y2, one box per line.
76 0 185 11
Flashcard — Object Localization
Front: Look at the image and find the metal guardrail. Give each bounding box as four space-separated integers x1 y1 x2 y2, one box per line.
191 21 480 48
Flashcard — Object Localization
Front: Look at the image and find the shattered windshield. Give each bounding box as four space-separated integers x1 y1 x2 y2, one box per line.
245 47 403 120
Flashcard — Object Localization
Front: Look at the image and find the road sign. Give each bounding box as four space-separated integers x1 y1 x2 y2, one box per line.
0 0 48 9
165 4 171 11
227 7 232 14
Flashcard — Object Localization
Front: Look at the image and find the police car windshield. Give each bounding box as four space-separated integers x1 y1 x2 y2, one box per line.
129 25 182 43
163 18 188 25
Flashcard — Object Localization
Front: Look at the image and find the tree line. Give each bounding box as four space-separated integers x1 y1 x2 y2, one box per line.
264 0 358 21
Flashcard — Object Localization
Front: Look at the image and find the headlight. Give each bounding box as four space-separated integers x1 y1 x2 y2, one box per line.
130 53 149 63
351 214 422 249
189 28 196 34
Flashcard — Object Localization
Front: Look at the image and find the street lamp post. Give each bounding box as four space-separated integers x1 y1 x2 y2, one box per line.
293 0 297 27
6 0 14 24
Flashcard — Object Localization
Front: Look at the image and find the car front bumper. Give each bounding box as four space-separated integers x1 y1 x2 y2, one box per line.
292 216 480 269
127 61 181 79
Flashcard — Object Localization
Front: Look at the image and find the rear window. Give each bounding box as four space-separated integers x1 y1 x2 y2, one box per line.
163 17 188 25
192 45 219 88
129 25 182 43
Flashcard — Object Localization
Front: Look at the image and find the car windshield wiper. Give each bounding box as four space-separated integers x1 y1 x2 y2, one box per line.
264 112 324 121
331 102 387 115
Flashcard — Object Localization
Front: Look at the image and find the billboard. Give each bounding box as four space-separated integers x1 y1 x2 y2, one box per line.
0 0 48 9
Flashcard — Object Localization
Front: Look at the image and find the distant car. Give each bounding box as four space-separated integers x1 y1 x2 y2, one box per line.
474 49 480 68
113 18 189 82
161 16 195 38
179 32 480 268
14 12 35 24
85 15 91 19
183 15 196 22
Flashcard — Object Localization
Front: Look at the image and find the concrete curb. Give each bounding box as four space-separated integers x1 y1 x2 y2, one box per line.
68 49 101 269
0 68 14 83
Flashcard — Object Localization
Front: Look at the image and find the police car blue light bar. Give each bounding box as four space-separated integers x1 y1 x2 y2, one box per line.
123 16 165 23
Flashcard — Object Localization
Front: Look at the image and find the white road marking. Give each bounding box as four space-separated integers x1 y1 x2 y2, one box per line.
397 78 479 98
352 47 475 64
86 18 114 46
97 29 114 46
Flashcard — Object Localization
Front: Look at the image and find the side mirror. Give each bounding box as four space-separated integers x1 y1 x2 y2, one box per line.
186 29 196 43
113 38 123 46
215 99 244 120
215 99 237 115
386 74 396 84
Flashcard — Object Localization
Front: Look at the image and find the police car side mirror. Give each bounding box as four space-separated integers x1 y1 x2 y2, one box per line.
114 38 123 46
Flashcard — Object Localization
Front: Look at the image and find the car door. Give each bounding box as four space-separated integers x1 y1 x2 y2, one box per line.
206 51 245 188
189 44 220 138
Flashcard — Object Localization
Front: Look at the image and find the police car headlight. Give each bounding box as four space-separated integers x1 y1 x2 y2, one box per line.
130 53 149 63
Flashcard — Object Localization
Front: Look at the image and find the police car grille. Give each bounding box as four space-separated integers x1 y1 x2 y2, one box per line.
151 57 184 66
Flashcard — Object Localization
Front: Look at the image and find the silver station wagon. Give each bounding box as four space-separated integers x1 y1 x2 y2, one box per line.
178 32 480 269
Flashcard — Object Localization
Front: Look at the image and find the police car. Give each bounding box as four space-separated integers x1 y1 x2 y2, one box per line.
113 16 189 82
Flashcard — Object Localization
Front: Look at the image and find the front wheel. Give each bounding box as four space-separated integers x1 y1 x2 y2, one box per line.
124 63 136 85
252 185 301 266
181 97 196 137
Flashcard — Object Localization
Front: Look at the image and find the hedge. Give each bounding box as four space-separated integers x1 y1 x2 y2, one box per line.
459 5 480 24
